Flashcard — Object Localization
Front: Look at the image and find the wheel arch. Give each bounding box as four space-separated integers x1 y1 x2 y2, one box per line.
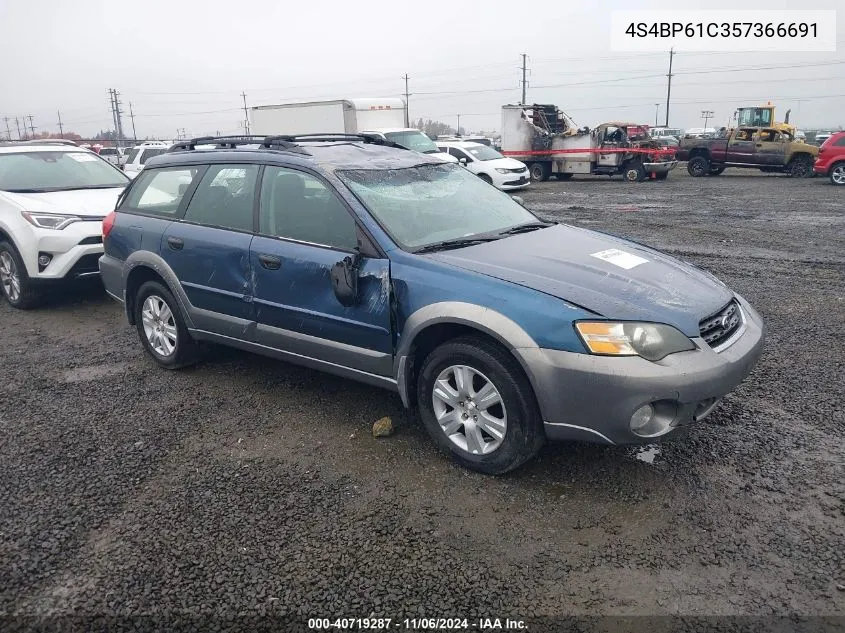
394 302 539 409
123 252 194 328
687 148 711 160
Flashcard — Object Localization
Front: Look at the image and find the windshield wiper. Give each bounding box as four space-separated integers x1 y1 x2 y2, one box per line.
497 221 555 236
4 188 48 193
414 236 501 254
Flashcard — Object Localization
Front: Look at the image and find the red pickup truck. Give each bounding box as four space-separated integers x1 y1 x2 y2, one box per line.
677 126 818 178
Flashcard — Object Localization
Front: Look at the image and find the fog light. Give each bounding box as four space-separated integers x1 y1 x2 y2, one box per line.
37 253 52 270
630 404 655 432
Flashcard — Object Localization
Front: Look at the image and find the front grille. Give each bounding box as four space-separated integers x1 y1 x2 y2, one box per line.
699 299 742 349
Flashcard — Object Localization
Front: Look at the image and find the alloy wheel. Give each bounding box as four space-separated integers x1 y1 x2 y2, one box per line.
831 164 845 185
431 364 507 455
0 251 21 303
141 295 178 357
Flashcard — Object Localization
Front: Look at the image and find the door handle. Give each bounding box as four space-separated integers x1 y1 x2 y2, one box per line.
167 237 184 250
258 254 282 270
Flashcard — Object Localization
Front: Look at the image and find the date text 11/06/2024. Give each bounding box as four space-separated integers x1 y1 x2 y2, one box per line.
625 22 818 38
307 617 527 630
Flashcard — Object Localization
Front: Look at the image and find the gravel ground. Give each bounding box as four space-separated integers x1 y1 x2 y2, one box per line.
1 168 843 631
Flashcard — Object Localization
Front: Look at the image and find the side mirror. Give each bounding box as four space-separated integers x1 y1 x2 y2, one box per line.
459 157 468 165
511 195 525 206
330 252 360 307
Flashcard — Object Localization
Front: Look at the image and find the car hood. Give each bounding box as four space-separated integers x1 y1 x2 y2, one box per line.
482 157 526 170
425 224 733 336
4 187 126 217
429 151 459 163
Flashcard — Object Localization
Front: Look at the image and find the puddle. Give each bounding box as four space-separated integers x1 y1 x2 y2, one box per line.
59 363 127 383
630 445 661 465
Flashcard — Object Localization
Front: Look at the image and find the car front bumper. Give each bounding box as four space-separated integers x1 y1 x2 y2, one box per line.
495 172 531 190
515 294 765 445
643 160 678 174
19 221 105 280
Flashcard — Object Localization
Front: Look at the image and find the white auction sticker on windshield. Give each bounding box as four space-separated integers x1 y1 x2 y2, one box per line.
590 248 649 270
68 153 99 162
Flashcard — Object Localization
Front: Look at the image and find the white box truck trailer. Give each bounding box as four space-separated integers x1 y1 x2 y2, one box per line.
250 98 457 163
250 98 407 135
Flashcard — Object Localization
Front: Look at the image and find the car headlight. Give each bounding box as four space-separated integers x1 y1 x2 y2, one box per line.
575 321 695 361
21 211 81 230
495 168 510 174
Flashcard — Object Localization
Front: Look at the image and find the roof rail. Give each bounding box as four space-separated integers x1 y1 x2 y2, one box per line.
270 133 405 149
168 135 308 154
166 132 407 155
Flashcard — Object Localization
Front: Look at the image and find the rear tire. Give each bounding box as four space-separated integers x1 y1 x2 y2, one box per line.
134 280 199 369
787 154 813 178
829 162 845 186
529 162 549 182
417 336 545 475
0 240 42 309
687 156 710 177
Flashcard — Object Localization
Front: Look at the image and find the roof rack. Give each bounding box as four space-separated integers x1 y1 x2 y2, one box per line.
167 132 406 154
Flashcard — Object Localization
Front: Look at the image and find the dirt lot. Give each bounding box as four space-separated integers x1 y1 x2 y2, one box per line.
1 169 843 630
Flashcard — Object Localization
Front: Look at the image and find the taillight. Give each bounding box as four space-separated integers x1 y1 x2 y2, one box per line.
102 211 117 240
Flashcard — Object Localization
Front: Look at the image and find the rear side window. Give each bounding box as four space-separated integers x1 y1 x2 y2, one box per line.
833 136 845 147
126 148 140 163
182 164 259 232
122 167 202 216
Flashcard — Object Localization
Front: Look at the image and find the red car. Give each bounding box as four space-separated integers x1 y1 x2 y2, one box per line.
813 131 845 185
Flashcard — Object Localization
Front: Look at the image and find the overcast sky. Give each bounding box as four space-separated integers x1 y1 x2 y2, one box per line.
1 0 842 140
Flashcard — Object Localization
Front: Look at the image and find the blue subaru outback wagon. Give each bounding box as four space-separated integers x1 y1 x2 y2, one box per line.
100 134 765 474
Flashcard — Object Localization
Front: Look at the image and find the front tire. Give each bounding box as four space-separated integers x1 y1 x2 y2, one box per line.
623 161 646 182
417 336 544 474
134 280 199 369
0 240 41 309
829 162 845 186
687 156 710 177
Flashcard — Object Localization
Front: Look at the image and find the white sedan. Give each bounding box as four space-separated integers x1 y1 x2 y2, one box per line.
437 141 530 190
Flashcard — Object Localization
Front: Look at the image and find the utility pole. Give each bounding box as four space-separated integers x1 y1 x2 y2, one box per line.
664 47 674 127
15 117 22 140
241 92 250 135
57 110 64 138
701 110 714 132
402 73 410 128
654 104 660 127
108 89 119 141
113 90 125 146
3 117 10 140
519 53 529 105
26 115 35 138
456 114 461 136
128 102 137 141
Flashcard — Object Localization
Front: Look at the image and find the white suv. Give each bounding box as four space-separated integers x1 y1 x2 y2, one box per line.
436 141 529 190
0 140 129 308
122 141 171 178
